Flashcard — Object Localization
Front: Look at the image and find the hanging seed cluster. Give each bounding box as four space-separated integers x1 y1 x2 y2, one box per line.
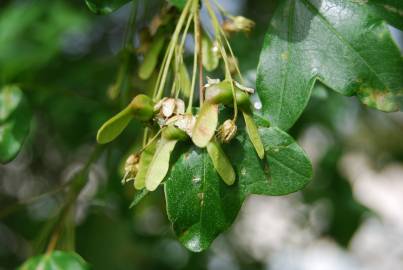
97 0 263 191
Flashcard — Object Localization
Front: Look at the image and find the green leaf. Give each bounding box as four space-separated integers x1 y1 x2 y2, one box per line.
369 0 403 29
85 0 131 15
169 0 187 10
129 188 149 208
19 251 90 270
191 102 218 148
0 86 31 164
165 126 312 252
257 0 403 131
206 138 235 185
145 137 178 191
96 106 132 144
138 35 165 80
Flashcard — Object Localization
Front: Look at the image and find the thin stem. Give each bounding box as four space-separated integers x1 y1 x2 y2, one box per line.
204 0 238 120
187 0 200 113
155 0 193 100
195 2 204 107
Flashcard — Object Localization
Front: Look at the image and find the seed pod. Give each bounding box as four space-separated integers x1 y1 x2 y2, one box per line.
130 94 155 121
123 154 140 184
135 141 157 190
234 89 251 112
207 138 236 185
97 95 155 144
192 102 219 148
202 35 220 71
204 80 233 104
217 120 237 143
243 112 265 159
96 106 133 144
138 35 165 80
145 137 178 191
162 125 189 141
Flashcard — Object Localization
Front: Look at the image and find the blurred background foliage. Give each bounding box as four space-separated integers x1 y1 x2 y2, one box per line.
0 0 403 269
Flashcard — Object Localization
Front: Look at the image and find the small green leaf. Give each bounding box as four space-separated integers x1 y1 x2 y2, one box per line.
19 251 90 270
96 106 132 144
134 140 157 190
243 112 265 159
138 35 165 80
85 0 131 15
207 138 235 185
202 35 219 72
145 137 178 191
192 102 218 148
0 86 31 164
129 188 149 208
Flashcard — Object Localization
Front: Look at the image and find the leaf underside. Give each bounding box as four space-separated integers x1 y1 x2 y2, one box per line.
257 0 403 131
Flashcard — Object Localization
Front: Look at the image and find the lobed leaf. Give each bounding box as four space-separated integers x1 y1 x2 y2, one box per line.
165 125 312 252
257 0 403 131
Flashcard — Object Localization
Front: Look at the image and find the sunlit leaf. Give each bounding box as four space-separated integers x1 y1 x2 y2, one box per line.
134 140 157 190
257 0 403 131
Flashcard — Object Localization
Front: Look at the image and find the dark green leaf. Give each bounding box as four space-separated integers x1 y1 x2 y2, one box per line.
0 86 31 164
85 0 131 15
19 251 90 270
257 0 403 131
129 188 149 208
369 0 403 29
169 0 187 10
165 126 312 251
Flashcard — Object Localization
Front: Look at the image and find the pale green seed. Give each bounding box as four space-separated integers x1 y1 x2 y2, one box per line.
134 141 157 190
243 112 265 159
207 138 236 185
96 106 132 144
179 62 191 98
145 137 178 191
138 35 165 80
202 35 219 71
192 102 219 148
